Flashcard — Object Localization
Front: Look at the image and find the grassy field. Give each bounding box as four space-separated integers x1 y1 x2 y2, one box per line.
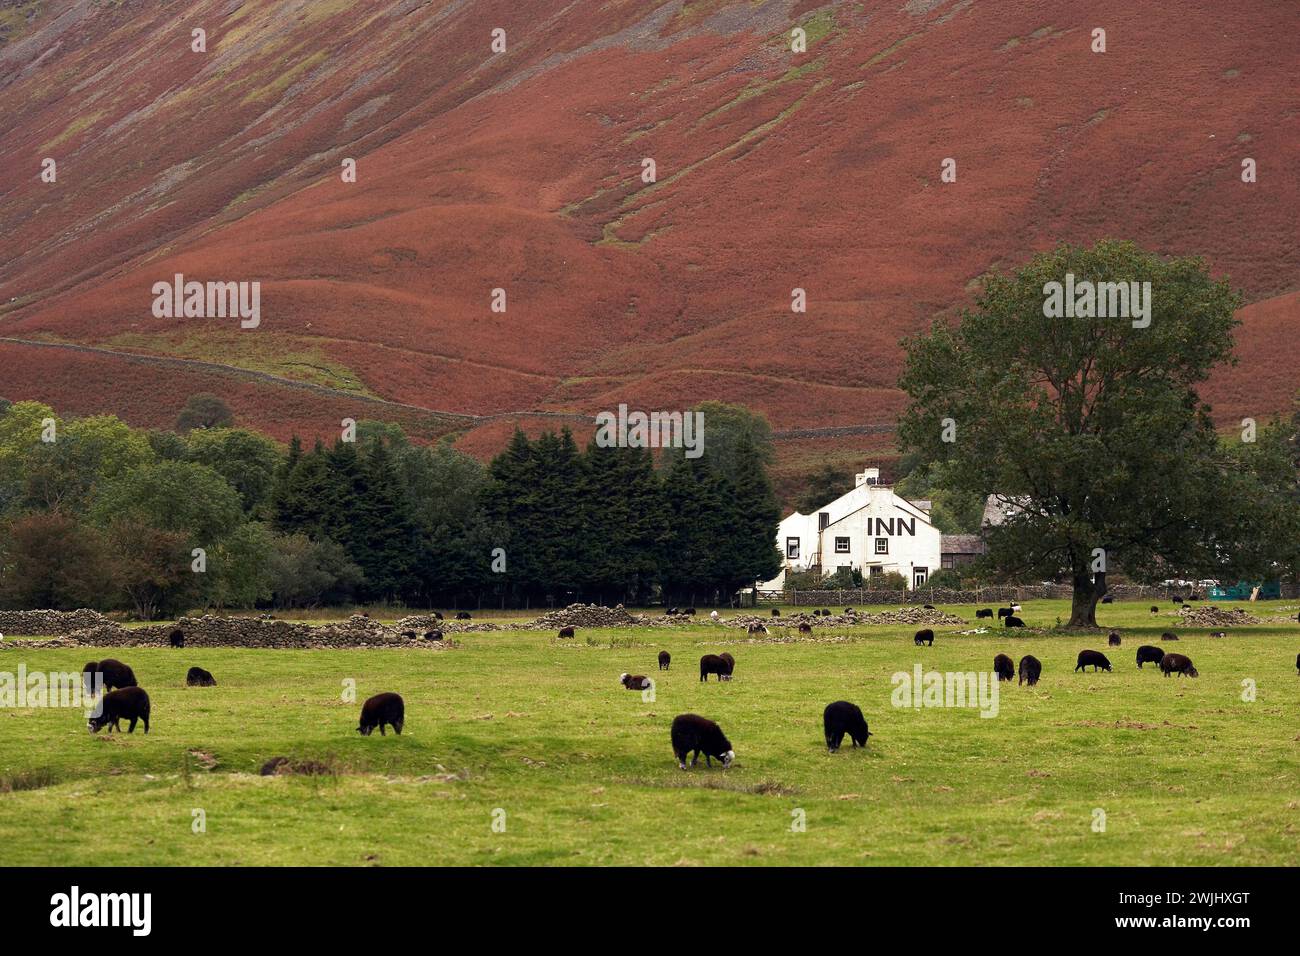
0 600 1296 866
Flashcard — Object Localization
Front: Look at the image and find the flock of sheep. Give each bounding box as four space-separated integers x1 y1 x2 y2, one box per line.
73 600 1298 774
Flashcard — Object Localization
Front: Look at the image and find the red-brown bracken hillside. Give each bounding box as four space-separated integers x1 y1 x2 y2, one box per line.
2 0 1297 473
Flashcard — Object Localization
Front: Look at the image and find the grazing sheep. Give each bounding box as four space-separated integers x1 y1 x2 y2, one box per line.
88 687 150 734
993 654 1015 682
923 604 936 610
1004 615 1026 628
1161 631 1180 641
432 611 444 621
798 621 813 634
1075 650 1112 673
423 629 443 641
997 607 1013 620
718 652 735 681
620 673 652 691
914 628 934 646
747 622 768 635
401 630 417 640
1108 631 1122 647
771 608 781 617
1018 655 1042 686
1101 595 1114 604
1136 645 1165 668
1181 604 1191 611
557 626 575 639
1159 652 1199 678
699 654 730 682
684 608 697 616
665 607 679 616
823 701 871 751
975 608 994 619
710 610 719 621
357 692 405 736
456 612 471 620
1295 651 1299 674
843 607 854 614
1150 605 1160 614
1172 595 1184 605
821 608 831 616
1209 631 1226 639
82 659 137 695
1188 594 1200 601
670 714 734 770
658 650 671 671
169 629 185 648
185 666 216 687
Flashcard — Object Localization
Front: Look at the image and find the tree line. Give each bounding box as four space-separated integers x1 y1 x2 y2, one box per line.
0 397 782 616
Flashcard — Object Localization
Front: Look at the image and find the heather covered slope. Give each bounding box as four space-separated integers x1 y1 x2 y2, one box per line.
1 0 1296 449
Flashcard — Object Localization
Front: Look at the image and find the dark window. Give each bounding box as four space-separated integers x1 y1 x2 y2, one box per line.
786 537 800 560
941 555 955 569
875 537 888 555
818 512 830 530
834 536 850 554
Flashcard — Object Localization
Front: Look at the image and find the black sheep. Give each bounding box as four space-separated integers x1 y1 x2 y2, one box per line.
186 666 216 687
1135 645 1165 668
401 630 417 640
1075 650 1112 673
665 607 679 616
914 628 934 646
975 608 993 619
922 604 936 610
456 612 471 621
658 650 671 671
1101 595 1114 604
432 611 444 621
699 654 730 682
1004 615 1026 628
82 659 137 695
620 673 651 691
1150 606 1159 614
993 654 1015 682
1018 655 1042 686
821 608 831 616
1172 595 1184 604
88 687 150 734
771 608 780 617
1295 651 1299 674
557 626 575 638
798 622 812 634
1107 631 1121 647
357 692 405 736
747 623 768 635
997 608 1013 620
169 629 185 648
670 714 734 769
822 701 871 751
684 608 697 616
843 607 854 614
423 629 443 641
1161 631 1180 641
1160 652 1199 678
718 652 735 681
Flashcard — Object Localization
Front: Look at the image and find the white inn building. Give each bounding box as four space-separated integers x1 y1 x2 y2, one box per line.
761 467 943 590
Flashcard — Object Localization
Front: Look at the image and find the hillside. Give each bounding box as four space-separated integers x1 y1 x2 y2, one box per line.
2 0 1297 470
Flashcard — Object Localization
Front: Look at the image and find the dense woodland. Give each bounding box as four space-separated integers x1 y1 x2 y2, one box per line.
0 395 782 616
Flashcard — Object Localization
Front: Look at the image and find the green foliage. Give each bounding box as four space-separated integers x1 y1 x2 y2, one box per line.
92 459 244 544
0 512 114 610
185 427 281 514
175 393 234 432
795 462 853 514
899 239 1292 625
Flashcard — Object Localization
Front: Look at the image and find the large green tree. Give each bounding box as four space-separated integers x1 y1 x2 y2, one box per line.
899 239 1294 627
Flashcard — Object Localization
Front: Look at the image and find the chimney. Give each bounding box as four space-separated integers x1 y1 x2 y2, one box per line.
855 467 880 487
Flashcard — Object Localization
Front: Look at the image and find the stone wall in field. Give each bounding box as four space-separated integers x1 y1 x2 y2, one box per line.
0 608 113 636
5 614 452 650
